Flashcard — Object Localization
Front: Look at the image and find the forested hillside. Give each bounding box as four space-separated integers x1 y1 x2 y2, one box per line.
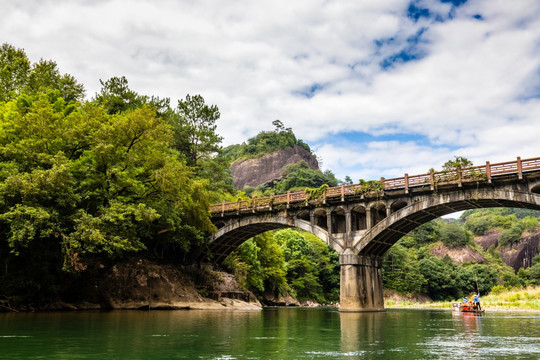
383 208 540 301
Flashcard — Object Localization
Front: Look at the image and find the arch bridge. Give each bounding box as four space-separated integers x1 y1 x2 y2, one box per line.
208 157 540 312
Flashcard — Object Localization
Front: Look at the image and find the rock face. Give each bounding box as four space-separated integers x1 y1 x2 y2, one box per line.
430 245 485 264
52 260 261 311
430 230 539 273
94 260 261 310
499 232 540 272
230 145 318 189
262 293 301 307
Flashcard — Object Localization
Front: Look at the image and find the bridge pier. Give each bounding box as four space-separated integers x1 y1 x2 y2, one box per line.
339 250 384 312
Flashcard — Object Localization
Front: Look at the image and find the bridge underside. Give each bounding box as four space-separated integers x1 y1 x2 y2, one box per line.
357 190 540 256
208 223 289 263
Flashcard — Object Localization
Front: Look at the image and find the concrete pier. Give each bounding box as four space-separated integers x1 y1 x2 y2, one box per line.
339 252 384 312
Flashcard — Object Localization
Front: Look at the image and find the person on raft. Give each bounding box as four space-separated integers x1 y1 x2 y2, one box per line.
473 293 481 310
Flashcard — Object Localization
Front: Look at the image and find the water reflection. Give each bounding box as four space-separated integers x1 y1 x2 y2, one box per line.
339 312 385 354
452 311 482 334
1 309 539 359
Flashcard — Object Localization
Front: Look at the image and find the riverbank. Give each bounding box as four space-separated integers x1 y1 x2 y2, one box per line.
385 286 540 312
0 259 262 312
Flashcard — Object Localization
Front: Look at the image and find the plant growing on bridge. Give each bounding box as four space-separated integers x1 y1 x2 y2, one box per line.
354 179 384 196
305 184 329 201
435 156 487 184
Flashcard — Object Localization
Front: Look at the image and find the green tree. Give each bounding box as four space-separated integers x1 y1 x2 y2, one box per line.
0 43 31 102
303 232 340 302
0 92 216 306
0 44 84 104
223 238 264 293
255 232 288 296
498 222 525 246
221 120 311 161
275 229 324 301
440 222 470 248
273 161 338 193
171 94 222 166
27 60 85 102
94 76 168 115
224 232 287 297
418 255 459 300
383 243 426 293
526 255 540 285
442 156 473 172
464 215 494 235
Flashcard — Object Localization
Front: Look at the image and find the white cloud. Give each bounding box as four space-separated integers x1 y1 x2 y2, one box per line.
2 0 540 181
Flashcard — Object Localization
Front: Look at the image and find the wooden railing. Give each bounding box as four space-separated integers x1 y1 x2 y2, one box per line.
211 156 540 215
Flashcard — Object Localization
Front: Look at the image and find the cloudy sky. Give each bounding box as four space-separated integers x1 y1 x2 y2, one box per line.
2 0 540 182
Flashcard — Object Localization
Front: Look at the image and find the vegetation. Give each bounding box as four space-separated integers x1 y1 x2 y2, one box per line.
221 118 339 197
354 179 384 196
1 44 539 310
224 229 340 303
223 206 540 305
383 208 540 302
0 43 234 306
221 119 311 161
386 286 540 310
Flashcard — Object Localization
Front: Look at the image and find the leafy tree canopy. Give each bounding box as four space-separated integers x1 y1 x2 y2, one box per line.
0 44 233 305
221 120 311 161
0 43 85 103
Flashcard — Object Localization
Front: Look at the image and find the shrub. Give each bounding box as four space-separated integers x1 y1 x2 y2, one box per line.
440 222 470 247
498 222 525 246
465 216 493 235
490 285 506 295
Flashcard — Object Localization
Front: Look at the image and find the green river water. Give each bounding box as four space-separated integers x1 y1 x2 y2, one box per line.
1 308 539 359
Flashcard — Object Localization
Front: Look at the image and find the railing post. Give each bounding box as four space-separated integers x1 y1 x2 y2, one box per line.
404 173 409 193
221 201 225 216
486 161 491 184
287 191 290 208
430 168 435 190
380 177 385 190
517 156 523 179
341 183 345 201
458 168 462 187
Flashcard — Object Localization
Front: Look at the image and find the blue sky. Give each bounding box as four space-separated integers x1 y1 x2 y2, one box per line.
2 0 540 183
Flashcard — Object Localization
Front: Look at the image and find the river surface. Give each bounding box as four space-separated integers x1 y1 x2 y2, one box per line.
1 308 539 359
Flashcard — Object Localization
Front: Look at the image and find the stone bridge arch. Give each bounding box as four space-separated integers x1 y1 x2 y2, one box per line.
208 213 343 264
355 184 540 256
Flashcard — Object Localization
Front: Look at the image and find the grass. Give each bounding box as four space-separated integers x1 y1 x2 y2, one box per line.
481 286 540 310
384 286 540 311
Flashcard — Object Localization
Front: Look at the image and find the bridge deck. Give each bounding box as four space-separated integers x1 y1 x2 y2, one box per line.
211 156 540 215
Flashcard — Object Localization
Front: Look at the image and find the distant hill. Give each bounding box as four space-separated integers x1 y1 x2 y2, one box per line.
230 145 319 189
222 121 338 193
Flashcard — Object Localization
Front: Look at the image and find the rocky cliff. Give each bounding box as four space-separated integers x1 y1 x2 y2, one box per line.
230 145 318 189
430 245 485 264
430 229 539 272
499 231 540 272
